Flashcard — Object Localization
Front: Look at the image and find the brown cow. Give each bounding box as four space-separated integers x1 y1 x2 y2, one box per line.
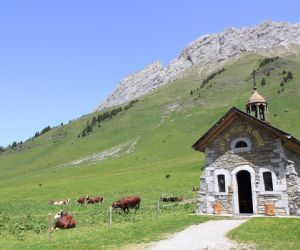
77 196 89 204
160 196 184 202
87 196 104 204
112 196 141 213
53 210 76 229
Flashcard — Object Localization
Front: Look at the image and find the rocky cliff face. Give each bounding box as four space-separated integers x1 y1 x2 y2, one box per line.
96 21 300 110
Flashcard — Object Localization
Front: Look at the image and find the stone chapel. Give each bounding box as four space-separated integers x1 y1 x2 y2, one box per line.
193 85 300 216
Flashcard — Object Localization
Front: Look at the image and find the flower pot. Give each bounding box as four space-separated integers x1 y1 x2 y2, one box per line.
265 203 275 216
213 202 221 214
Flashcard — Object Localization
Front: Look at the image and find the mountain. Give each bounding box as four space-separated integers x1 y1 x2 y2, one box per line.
96 21 300 110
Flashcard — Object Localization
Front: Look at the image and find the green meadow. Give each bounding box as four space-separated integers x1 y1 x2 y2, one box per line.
1 50 300 249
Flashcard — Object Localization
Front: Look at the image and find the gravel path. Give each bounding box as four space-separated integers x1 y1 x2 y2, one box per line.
148 219 248 250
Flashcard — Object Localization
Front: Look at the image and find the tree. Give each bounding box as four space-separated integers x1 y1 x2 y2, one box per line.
41 126 51 135
261 78 266 86
287 71 293 80
282 70 286 74
190 90 193 95
12 141 17 148
92 117 97 126
86 122 92 133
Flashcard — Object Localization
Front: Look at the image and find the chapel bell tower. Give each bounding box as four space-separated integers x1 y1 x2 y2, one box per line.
246 71 269 123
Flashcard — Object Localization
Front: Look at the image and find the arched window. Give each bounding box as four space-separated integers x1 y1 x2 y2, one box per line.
217 174 226 192
263 172 273 191
230 137 252 153
235 140 248 148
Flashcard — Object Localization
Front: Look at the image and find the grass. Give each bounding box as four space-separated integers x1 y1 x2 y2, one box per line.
1 49 300 248
0 204 212 249
228 217 300 250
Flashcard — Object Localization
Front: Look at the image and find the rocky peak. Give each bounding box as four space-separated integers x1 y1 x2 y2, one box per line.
96 21 300 111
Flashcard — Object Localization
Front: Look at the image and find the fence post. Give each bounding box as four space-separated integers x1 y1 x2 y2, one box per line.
48 213 52 241
157 200 160 220
109 206 112 228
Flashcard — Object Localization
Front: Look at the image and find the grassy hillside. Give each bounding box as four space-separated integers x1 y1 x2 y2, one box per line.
1 50 300 248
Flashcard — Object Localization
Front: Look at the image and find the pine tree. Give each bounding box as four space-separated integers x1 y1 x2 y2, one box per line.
261 78 266 86
287 71 293 80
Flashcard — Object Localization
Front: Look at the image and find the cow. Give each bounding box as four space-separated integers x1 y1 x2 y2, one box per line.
49 198 70 205
87 196 104 204
160 196 184 202
112 196 141 213
53 210 76 229
77 196 89 204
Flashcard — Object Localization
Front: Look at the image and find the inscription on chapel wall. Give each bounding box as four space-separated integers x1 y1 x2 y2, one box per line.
219 124 264 152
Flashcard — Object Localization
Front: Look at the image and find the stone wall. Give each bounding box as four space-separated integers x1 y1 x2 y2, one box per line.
197 117 296 215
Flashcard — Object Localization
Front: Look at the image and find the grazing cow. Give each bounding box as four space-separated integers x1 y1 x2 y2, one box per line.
160 196 184 202
53 210 76 229
87 196 104 204
112 196 141 213
49 198 70 205
77 196 89 204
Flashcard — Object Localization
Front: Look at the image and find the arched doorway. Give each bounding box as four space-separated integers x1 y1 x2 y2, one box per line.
236 170 253 213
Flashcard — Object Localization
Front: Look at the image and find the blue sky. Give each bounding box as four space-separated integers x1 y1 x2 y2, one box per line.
1 0 300 146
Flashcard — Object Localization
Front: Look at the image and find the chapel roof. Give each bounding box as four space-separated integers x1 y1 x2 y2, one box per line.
247 89 267 105
192 107 300 154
